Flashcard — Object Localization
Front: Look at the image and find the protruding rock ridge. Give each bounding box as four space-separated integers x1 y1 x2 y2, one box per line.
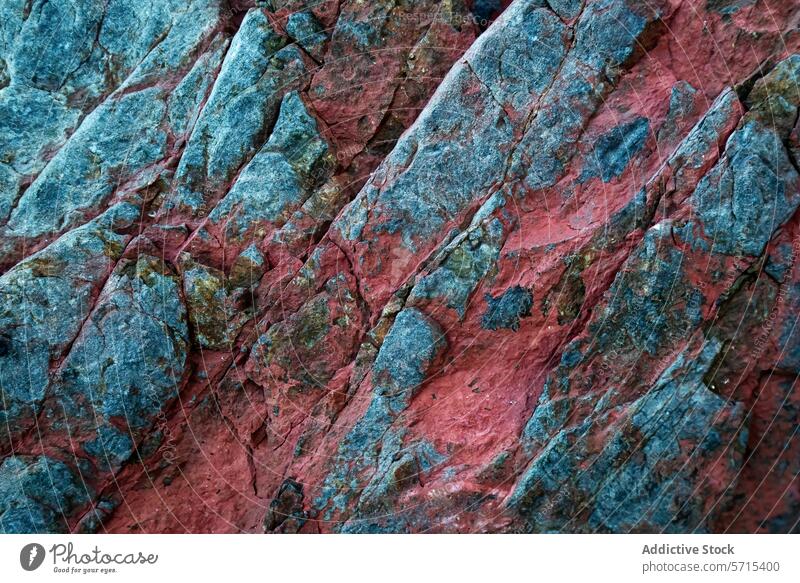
1 0 799 534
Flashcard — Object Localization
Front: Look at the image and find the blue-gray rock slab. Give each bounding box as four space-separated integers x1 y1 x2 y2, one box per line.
544 0 584 20
6 88 169 240
464 2 569 115
509 339 747 533
0 203 140 452
0 0 223 104
315 308 446 519
509 0 662 191
45 254 188 463
665 88 742 182
3 9 229 245
0 0 224 232
206 91 332 240
688 55 800 257
657 80 700 143
8 0 105 92
285 11 328 61
0 85 81 222
586 342 747 533
544 220 703 397
109 0 224 93
340 435 447 532
372 308 447 408
167 35 230 138
167 8 310 216
0 0 223 237
0 455 91 534
334 0 573 249
692 119 800 257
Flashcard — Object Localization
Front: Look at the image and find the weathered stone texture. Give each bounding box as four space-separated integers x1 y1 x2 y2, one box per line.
1 0 799 533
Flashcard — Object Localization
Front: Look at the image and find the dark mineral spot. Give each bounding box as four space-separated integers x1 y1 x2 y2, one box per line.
482 286 534 331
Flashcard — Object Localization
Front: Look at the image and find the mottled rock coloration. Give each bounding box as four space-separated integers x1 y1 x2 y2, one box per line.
1 0 799 534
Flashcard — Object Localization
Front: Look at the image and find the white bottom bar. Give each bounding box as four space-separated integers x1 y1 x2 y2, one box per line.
1 534 797 582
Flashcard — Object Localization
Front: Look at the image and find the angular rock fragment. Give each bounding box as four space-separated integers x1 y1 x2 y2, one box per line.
0 455 90 534
0 203 141 453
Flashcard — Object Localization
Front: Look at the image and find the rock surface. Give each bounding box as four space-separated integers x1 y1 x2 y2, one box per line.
1 0 799 533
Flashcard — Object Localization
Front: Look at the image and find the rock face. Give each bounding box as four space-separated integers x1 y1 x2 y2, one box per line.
0 0 799 534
